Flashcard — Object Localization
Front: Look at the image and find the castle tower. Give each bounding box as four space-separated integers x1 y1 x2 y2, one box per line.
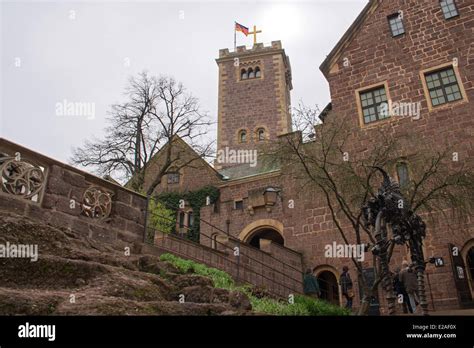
215 41 293 169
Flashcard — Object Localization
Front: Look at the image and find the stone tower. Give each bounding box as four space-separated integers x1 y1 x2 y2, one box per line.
215 41 293 169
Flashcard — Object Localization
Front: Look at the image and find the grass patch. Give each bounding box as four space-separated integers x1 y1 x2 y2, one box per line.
159 253 350 316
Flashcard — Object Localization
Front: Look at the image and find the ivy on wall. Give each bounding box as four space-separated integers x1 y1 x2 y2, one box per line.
152 186 219 242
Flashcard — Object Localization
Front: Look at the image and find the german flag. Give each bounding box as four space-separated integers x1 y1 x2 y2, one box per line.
235 22 249 36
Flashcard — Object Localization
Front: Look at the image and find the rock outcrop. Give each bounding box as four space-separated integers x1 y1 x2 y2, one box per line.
0 212 252 315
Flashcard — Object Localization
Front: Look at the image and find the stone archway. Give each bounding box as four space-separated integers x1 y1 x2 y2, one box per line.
461 239 474 299
239 219 284 249
313 265 341 306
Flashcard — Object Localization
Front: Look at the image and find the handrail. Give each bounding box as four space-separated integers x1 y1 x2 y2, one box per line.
146 205 304 286
151 198 305 276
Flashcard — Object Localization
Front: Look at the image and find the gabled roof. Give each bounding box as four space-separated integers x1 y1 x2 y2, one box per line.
319 0 380 78
125 135 223 189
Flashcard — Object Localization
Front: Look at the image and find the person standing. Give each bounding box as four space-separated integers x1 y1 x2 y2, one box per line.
303 268 321 299
340 266 354 309
393 268 412 313
399 260 419 314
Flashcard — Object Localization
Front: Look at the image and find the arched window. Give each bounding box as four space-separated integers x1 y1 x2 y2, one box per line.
257 128 265 141
239 130 247 143
178 211 186 235
211 233 218 249
241 68 248 80
248 68 255 79
396 162 409 188
255 66 261 78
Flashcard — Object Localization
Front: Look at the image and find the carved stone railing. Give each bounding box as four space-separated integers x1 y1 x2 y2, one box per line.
81 186 113 219
0 154 46 202
0 137 147 245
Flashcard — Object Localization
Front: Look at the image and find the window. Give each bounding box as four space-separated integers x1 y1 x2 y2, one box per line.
257 128 265 141
359 86 389 124
167 172 180 184
211 233 218 249
440 0 459 19
188 212 194 228
248 68 255 79
424 67 462 107
239 130 247 143
234 200 244 210
388 13 405 37
396 163 410 188
255 67 261 78
241 69 248 80
178 211 185 233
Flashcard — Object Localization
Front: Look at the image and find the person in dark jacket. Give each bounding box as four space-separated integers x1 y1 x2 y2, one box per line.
340 266 353 309
303 269 321 299
399 260 419 314
392 268 412 313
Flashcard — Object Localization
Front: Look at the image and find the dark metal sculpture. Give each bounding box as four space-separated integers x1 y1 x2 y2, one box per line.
362 167 428 315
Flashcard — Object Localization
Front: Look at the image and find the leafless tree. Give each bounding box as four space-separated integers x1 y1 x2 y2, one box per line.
71 72 213 193
278 108 474 315
291 101 321 142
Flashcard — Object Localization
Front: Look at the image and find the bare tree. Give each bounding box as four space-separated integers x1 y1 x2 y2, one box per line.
278 109 474 315
291 101 321 142
71 72 213 193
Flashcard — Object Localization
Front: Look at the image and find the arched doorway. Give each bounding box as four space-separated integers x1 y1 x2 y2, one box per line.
317 270 340 306
239 219 284 249
465 246 474 297
248 228 284 249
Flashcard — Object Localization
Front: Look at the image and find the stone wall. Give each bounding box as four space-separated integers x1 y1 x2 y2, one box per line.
215 41 292 169
318 0 474 311
155 227 304 298
0 138 147 247
0 138 303 298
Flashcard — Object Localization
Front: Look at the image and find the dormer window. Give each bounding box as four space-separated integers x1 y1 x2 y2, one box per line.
239 130 247 143
388 13 405 37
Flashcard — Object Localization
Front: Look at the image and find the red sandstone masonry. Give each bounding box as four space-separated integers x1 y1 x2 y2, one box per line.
0 138 302 297
0 138 146 246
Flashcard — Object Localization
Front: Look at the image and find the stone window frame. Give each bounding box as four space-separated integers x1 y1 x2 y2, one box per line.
355 81 392 129
420 62 468 112
211 233 218 249
237 128 249 143
440 0 459 20
387 12 405 38
165 167 184 189
236 59 264 82
254 125 269 142
234 199 244 210
167 172 180 185
395 161 410 189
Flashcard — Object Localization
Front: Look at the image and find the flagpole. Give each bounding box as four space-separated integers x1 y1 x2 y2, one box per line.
234 21 236 51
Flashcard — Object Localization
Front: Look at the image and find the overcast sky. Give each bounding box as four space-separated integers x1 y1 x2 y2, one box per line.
1 0 367 165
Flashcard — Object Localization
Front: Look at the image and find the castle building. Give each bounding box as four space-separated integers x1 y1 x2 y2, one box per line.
144 0 474 312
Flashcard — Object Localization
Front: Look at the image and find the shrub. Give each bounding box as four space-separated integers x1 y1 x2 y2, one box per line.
159 253 349 316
